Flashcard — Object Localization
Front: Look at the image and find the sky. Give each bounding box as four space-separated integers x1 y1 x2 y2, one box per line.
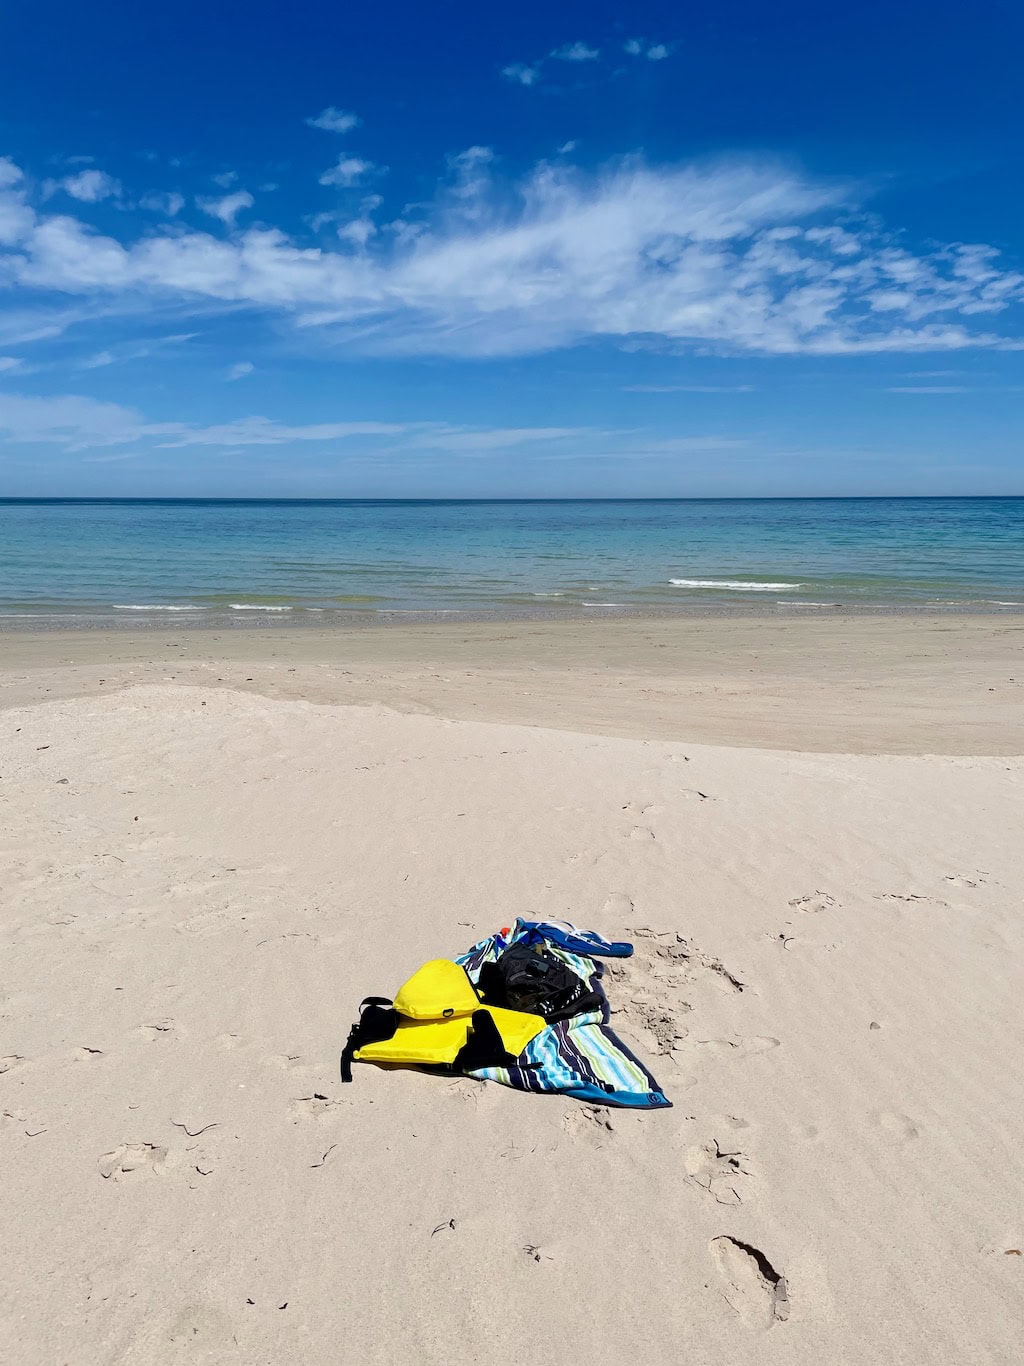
0 0 1022 497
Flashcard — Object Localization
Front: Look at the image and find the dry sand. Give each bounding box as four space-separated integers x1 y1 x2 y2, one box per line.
1 617 1022 1364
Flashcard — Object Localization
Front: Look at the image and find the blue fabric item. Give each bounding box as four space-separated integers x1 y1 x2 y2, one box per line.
455 918 669 1110
514 918 634 958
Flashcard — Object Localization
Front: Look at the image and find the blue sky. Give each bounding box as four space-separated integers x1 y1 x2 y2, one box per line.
0 0 1022 496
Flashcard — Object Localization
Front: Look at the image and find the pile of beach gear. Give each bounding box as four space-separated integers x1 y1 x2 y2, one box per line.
341 918 670 1109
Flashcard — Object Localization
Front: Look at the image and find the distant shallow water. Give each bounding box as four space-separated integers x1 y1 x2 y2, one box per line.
0 497 1022 627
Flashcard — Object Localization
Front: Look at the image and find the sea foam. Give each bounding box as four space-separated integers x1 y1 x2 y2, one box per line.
669 578 802 592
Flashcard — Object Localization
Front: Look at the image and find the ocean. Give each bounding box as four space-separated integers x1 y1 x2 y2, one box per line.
0 497 1022 625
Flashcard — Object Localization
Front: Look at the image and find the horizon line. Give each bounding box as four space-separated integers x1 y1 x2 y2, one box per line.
2 494 1024 504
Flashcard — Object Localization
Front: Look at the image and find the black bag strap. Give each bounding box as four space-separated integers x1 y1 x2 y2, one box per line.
452 1009 521 1072
339 997 398 1083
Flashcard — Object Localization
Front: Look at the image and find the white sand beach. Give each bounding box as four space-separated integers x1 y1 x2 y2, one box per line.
1 617 1022 1364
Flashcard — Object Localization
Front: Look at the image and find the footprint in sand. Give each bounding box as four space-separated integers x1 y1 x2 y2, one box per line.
562 1105 615 1140
98 1142 168 1180
710 1236 789 1329
602 892 634 919
289 1094 344 1122
875 893 949 908
874 1110 920 1140
262 1052 304 1070
696 1035 780 1058
629 826 656 842
74 1046 104 1061
0 1055 25 1075
167 1302 235 1349
687 1140 752 1206
214 1032 248 1051
944 872 988 889
788 892 837 914
621 998 690 1055
138 1019 177 1040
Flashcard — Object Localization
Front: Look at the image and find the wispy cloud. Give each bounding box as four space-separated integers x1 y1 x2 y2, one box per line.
885 383 1024 393
211 170 239 188
196 189 254 225
624 38 673 60
0 355 23 372
3 153 1024 360
139 191 185 216
226 360 254 381
49 169 121 203
155 416 409 447
306 107 361 134
551 41 600 62
0 394 744 467
502 62 540 86
0 391 166 449
886 385 970 393
319 157 377 188
623 384 757 392
74 333 196 371
79 350 116 369
504 40 600 86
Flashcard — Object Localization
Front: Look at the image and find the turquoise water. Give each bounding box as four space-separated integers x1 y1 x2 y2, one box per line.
0 498 1022 624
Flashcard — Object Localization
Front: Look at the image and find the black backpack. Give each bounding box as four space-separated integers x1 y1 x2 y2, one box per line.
477 943 603 1022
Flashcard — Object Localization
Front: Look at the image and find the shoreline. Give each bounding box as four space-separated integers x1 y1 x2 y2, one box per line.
2 613 1020 754
2 599 1024 633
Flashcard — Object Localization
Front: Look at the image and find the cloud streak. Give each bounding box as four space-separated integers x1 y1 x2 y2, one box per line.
196 190 254 226
319 156 377 188
2 152 1023 360
0 393 745 465
306 107 361 134
50 169 122 203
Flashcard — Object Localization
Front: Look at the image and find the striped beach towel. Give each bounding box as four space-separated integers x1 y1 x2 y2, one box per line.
457 918 671 1110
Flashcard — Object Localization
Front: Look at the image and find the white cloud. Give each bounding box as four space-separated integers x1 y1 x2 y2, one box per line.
0 156 23 189
60 169 121 202
196 190 254 226
557 140 578 155
319 157 376 188
506 41 598 87
551 42 599 62
0 391 159 449
502 63 540 86
76 333 196 370
0 355 23 372
409 425 593 452
0 395 740 465
155 416 408 447
338 216 377 247
625 38 672 60
3 154 1024 359
211 171 239 188
226 360 254 380
0 391 409 451
140 191 185 216
306 107 361 134
623 384 757 392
